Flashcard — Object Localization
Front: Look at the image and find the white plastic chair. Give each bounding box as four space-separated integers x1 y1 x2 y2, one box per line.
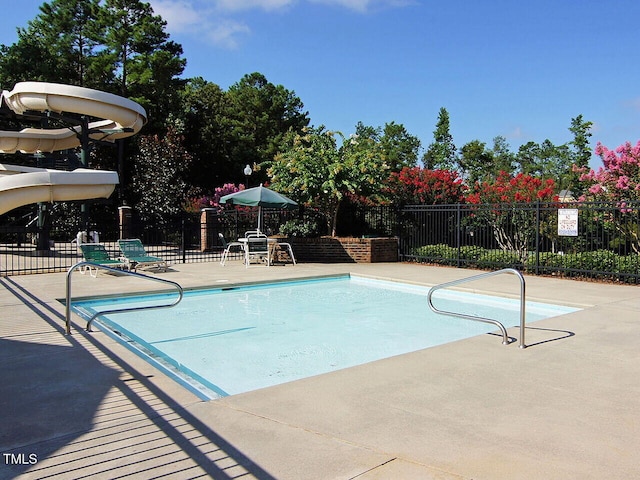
244 234 270 267
219 233 245 266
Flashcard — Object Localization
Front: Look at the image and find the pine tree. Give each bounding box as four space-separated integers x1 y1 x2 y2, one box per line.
422 107 457 170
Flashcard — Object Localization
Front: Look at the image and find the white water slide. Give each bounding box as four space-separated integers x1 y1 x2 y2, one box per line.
0 82 147 215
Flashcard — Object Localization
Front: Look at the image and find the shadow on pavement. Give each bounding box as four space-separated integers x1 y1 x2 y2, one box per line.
0 276 277 479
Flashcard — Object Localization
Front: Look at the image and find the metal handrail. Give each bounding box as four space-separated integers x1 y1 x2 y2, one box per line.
427 268 527 348
65 261 183 334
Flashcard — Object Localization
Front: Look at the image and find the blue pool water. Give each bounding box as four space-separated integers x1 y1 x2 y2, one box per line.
72 275 578 399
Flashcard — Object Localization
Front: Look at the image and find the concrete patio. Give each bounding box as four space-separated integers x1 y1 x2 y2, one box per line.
1 261 639 479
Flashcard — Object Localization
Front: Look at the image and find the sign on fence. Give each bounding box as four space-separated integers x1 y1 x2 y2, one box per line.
558 208 578 236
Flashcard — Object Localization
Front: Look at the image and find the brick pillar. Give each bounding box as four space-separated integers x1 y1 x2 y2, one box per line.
118 206 132 240
200 208 216 252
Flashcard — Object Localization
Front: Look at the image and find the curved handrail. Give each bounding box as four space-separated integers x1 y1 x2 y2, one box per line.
427 268 527 348
65 261 183 334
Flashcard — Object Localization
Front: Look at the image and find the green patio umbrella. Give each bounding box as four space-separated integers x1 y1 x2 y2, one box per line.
219 184 298 233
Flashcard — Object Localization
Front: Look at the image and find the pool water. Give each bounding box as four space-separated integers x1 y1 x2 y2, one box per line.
72 275 578 399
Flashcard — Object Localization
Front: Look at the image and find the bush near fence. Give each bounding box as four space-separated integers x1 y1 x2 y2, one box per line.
410 243 640 283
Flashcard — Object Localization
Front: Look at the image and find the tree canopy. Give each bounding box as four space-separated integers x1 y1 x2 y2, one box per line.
355 121 420 171
423 107 457 170
267 126 391 236
177 74 310 193
131 125 195 225
1 1 623 235
0 0 186 131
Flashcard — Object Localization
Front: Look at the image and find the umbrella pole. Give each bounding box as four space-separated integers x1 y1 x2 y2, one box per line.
258 206 262 234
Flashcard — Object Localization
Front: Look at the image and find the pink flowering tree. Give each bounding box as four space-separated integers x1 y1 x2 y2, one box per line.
576 141 640 252
577 141 640 203
182 183 245 213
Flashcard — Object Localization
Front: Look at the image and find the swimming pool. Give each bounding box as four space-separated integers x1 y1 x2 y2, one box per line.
72 275 579 399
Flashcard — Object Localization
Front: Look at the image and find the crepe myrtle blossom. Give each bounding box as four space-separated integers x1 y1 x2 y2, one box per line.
182 183 246 213
575 141 640 251
576 141 640 204
463 171 557 261
387 166 467 205
466 171 557 204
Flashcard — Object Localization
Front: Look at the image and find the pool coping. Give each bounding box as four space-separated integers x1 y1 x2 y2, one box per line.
61 272 351 303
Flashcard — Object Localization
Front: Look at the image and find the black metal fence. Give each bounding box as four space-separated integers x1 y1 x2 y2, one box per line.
2 201 639 283
0 207 296 276
399 201 640 284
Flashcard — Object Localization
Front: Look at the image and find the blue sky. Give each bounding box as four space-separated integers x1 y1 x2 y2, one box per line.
2 0 640 167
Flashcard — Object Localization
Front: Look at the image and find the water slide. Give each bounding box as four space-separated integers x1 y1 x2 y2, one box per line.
0 82 147 215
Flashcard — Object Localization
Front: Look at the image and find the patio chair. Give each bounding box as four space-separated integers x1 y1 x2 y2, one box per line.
219 233 245 266
79 243 126 277
117 239 167 272
244 234 270 268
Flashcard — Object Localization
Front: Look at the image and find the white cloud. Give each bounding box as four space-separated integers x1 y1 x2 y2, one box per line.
214 0 297 12
150 0 204 33
149 0 252 48
507 126 524 140
309 0 370 12
207 20 252 49
308 0 416 13
148 0 413 49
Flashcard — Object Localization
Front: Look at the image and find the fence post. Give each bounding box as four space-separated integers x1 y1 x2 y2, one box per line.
395 205 402 260
200 208 216 252
181 216 186 264
118 205 132 239
456 203 461 268
535 200 541 275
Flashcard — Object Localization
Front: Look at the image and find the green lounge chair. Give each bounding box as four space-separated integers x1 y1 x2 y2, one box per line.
79 243 125 277
117 239 167 272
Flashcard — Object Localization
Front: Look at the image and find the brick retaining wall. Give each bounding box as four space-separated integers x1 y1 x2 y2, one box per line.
285 237 398 263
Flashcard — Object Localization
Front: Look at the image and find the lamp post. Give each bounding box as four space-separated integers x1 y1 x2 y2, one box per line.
244 164 252 188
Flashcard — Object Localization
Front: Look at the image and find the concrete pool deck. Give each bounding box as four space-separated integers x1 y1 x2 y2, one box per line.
1 261 639 479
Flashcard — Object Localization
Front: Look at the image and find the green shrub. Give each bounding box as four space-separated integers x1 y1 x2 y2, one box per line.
477 250 522 268
618 254 640 275
532 252 563 274
412 244 458 265
528 249 640 281
459 245 485 264
585 250 619 272
533 251 590 275
412 244 455 258
409 244 638 283
279 219 321 238
535 252 556 266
